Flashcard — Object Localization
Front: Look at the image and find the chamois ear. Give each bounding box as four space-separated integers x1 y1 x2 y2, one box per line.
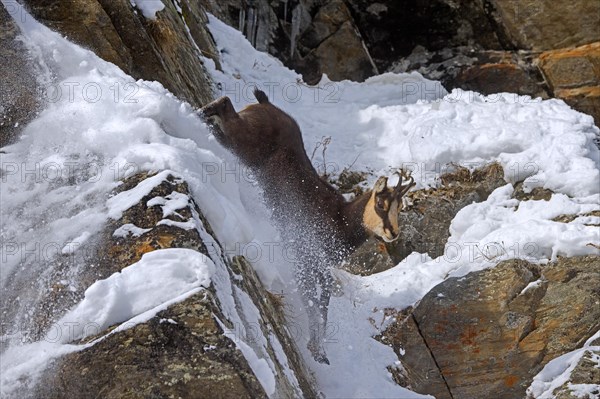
373 176 388 194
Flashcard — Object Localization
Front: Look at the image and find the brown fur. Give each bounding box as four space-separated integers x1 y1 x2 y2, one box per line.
199 90 414 364
199 90 413 250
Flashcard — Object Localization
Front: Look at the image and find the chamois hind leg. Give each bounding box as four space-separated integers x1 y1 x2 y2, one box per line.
317 267 333 339
297 263 330 364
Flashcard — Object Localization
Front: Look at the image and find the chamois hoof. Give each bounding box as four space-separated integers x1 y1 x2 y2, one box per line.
307 341 330 365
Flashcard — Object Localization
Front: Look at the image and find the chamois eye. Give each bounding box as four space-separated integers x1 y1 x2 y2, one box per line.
376 198 385 209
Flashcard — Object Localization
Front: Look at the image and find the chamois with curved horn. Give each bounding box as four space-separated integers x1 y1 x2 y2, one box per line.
199 90 414 363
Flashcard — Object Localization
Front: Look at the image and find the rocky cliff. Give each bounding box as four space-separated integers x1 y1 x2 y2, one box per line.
0 3 39 146
200 0 600 124
1 1 598 398
31 172 317 398
382 256 600 399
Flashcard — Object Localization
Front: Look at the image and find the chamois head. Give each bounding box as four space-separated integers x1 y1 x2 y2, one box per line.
362 172 415 242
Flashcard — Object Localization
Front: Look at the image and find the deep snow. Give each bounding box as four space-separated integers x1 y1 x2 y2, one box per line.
0 3 599 398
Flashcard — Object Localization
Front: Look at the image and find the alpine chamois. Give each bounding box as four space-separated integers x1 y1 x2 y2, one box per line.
199 89 414 363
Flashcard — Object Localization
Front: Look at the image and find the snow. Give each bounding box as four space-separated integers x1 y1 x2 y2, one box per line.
520 278 544 295
447 185 600 268
202 13 600 397
56 248 214 342
0 341 81 396
0 4 599 399
113 223 152 238
527 331 600 398
146 191 190 218
130 0 165 20
0 249 213 395
107 171 176 219
156 218 196 230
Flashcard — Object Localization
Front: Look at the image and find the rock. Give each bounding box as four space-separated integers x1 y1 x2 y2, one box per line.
297 20 378 84
387 163 507 263
381 307 453 398
389 47 551 99
28 172 318 398
545 349 600 399
381 256 600 399
487 0 600 51
177 0 222 70
22 0 216 107
512 181 554 201
538 43 600 90
297 0 354 50
23 0 132 68
342 236 396 276
538 42 600 123
346 0 503 71
454 59 547 98
0 2 40 146
38 291 267 399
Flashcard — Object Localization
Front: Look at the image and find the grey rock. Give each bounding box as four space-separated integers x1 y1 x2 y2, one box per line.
381 256 600 399
0 3 40 147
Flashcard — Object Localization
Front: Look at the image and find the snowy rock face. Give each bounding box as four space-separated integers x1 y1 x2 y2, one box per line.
20 0 216 107
388 163 508 263
2 2 599 398
40 290 268 399
33 172 317 398
0 4 39 146
382 256 600 399
202 0 600 123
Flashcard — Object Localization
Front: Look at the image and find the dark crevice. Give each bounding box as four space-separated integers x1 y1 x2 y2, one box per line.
481 0 519 50
411 313 455 399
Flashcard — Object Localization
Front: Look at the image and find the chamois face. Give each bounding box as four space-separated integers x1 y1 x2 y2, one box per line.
362 175 414 242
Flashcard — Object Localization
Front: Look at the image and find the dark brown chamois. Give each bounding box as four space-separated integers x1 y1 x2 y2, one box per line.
199 90 414 363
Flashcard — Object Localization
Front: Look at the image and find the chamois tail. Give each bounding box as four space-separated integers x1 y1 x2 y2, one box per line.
254 89 269 104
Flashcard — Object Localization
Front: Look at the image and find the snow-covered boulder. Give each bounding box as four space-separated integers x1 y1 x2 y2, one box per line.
381 256 600 399
32 172 318 398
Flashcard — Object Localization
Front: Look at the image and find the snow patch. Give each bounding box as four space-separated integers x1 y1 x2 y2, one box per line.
107 171 174 219
113 223 152 238
527 330 600 398
147 191 190 218
130 0 165 20
57 248 214 342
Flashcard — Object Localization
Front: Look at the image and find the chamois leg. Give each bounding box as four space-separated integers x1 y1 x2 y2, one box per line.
297 263 331 364
319 267 335 357
317 267 333 339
